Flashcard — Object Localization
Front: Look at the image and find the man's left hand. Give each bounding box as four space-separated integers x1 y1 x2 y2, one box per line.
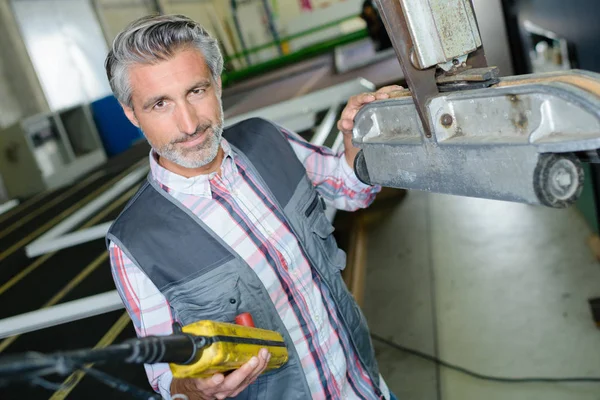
337 85 404 137
337 85 404 169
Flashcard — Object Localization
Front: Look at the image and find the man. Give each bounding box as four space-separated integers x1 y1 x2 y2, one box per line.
105 14 400 400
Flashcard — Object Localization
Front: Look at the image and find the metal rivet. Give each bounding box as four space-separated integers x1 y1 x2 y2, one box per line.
229 298 236 304
441 113 453 127
452 58 460 66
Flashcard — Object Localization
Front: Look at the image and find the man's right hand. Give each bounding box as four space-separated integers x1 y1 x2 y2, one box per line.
170 348 271 399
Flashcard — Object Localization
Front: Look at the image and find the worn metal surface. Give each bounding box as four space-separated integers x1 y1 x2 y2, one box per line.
373 0 499 138
436 66 499 83
374 0 439 137
438 54 468 72
361 139 544 205
353 70 600 207
401 0 482 69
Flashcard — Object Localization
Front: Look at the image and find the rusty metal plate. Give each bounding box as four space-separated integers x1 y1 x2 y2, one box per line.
401 0 482 69
436 66 499 83
374 0 439 136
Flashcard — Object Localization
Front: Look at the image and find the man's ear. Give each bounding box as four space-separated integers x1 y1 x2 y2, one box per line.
121 103 140 128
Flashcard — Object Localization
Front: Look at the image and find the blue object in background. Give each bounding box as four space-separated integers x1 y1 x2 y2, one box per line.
90 95 143 157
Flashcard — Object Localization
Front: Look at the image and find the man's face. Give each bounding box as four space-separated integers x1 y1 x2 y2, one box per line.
122 47 224 170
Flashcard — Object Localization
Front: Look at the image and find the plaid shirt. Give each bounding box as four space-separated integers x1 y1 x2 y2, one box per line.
109 127 389 399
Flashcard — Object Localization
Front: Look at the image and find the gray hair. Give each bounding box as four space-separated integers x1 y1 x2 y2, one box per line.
105 14 223 108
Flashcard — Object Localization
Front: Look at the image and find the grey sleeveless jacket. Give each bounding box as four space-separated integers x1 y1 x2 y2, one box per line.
106 118 383 399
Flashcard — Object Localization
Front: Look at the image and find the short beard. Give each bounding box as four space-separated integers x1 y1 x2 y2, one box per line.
147 104 225 169
157 122 223 169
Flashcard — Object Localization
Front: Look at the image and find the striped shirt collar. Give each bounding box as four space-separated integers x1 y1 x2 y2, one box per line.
148 138 236 197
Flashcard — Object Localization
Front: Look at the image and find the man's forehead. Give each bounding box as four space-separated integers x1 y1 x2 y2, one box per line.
129 48 209 77
128 48 211 99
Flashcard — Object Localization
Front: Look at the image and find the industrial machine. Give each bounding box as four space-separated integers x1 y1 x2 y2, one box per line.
352 0 600 208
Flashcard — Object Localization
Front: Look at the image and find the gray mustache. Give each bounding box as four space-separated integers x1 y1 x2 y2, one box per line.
174 123 212 144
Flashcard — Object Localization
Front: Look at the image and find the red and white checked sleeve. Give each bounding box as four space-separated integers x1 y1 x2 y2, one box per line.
108 242 175 398
280 127 381 211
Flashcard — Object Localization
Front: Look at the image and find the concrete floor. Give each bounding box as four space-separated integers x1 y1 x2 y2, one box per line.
363 190 600 400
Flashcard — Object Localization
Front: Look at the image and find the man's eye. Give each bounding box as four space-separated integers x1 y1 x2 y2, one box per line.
154 100 166 109
192 88 205 95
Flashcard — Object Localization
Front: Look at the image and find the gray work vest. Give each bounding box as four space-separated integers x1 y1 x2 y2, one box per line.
106 118 383 399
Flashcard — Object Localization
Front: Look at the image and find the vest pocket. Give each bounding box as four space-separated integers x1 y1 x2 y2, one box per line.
311 212 346 270
169 272 242 326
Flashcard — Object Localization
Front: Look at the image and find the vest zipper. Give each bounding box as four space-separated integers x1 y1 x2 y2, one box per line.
305 194 319 217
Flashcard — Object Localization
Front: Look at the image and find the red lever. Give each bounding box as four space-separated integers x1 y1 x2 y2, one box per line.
235 312 255 327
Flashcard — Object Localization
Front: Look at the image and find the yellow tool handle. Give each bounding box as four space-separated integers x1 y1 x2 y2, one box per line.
169 320 288 379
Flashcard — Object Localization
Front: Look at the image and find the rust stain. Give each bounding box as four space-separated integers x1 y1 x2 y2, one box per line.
515 112 528 131
506 94 529 132
388 89 412 99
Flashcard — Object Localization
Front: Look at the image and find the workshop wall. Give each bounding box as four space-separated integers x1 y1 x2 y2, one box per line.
94 0 159 44
0 45 18 200
93 0 366 70
0 51 22 129
0 0 48 129
0 0 367 131
9 0 112 112
276 0 364 52
93 0 241 66
274 0 362 27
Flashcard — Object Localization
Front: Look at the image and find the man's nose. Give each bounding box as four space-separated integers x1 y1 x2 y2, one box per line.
177 102 199 135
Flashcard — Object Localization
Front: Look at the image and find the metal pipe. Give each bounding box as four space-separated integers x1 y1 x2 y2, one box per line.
24 165 148 258
261 0 283 56
311 104 340 146
0 291 123 339
25 222 112 258
0 200 19 217
230 0 252 66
